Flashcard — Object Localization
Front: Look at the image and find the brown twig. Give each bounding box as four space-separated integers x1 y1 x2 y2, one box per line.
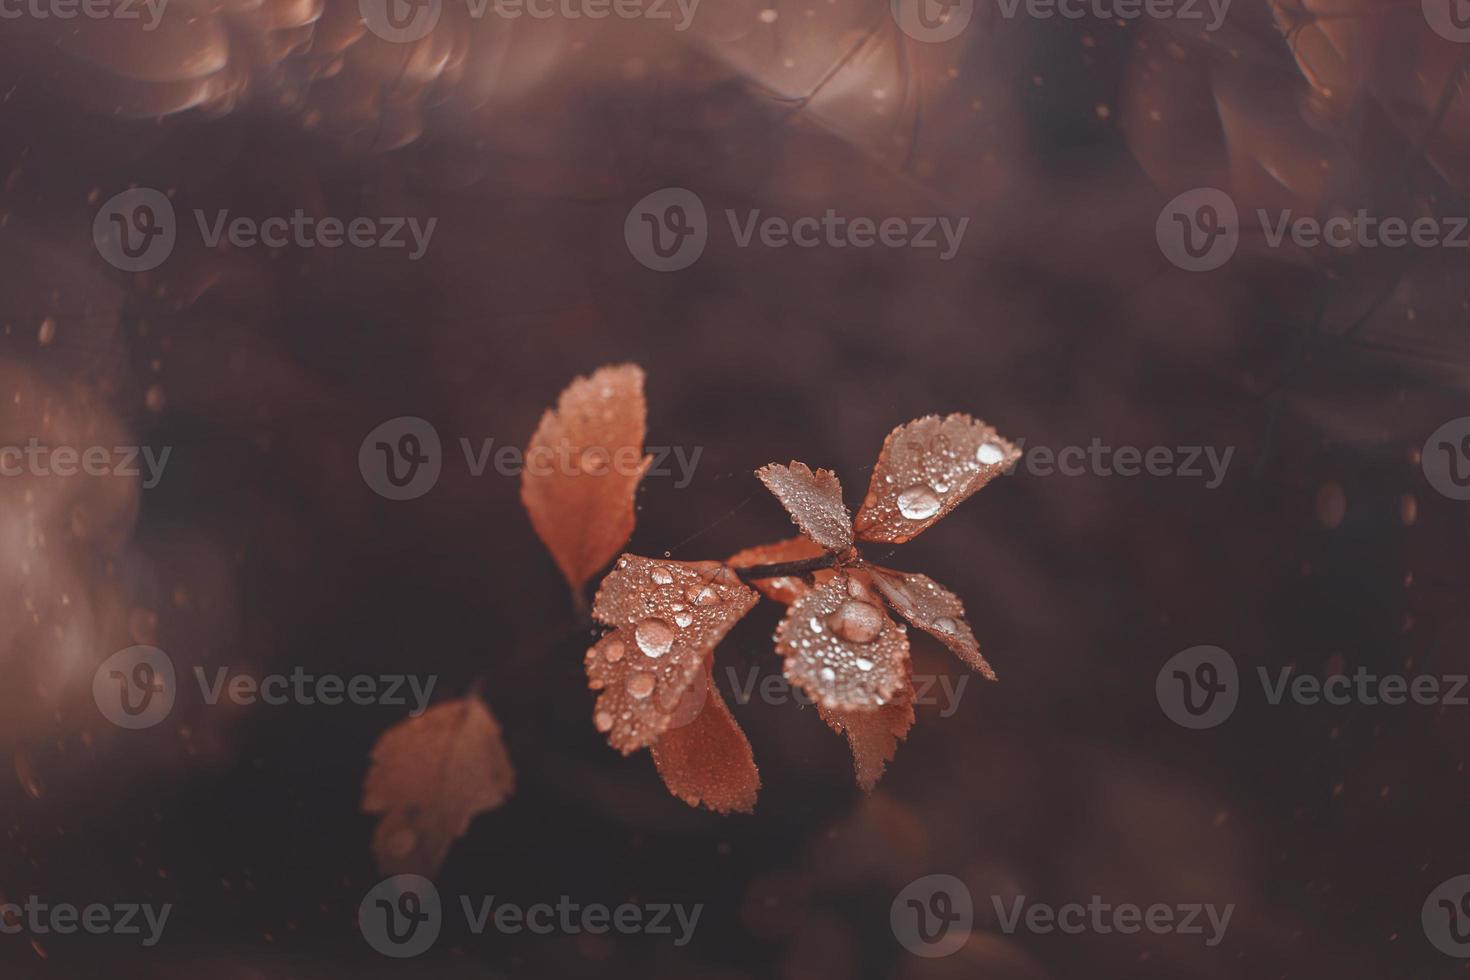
730 551 843 583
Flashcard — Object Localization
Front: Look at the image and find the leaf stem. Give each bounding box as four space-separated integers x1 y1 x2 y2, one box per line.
730 551 841 583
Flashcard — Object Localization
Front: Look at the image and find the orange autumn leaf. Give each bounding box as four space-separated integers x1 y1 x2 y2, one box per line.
651 673 760 814
755 461 854 551
362 695 514 876
775 571 911 711
868 565 996 681
521 364 652 599
586 555 758 753
852 414 1021 544
818 668 916 792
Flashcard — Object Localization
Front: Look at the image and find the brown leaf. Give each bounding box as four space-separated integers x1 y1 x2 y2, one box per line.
521 364 652 597
818 668 916 792
651 670 760 813
868 565 996 680
755 461 853 551
362 695 514 876
587 555 758 753
852 414 1020 544
727 536 832 604
775 571 910 710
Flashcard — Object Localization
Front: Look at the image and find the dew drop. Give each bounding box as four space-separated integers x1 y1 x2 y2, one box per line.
934 616 958 635
689 585 718 605
855 657 874 672
673 610 693 629
828 599 885 644
978 441 1006 466
603 639 625 663
897 485 942 520
594 711 614 733
820 666 836 682
809 616 824 633
635 618 675 658
626 672 656 699
650 566 674 585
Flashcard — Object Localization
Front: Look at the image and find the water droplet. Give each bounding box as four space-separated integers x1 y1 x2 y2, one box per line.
673 610 693 629
855 657 874 672
689 585 717 605
828 599 884 644
897 485 942 520
603 639 625 663
934 616 958 635
626 672 656 699
650 566 674 585
819 666 836 682
594 711 614 732
809 616 824 633
978 441 1006 465
635 618 675 658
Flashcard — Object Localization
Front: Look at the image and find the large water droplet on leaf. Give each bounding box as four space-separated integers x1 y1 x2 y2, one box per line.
896 485 942 520
827 599 885 644
635 618 675 658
